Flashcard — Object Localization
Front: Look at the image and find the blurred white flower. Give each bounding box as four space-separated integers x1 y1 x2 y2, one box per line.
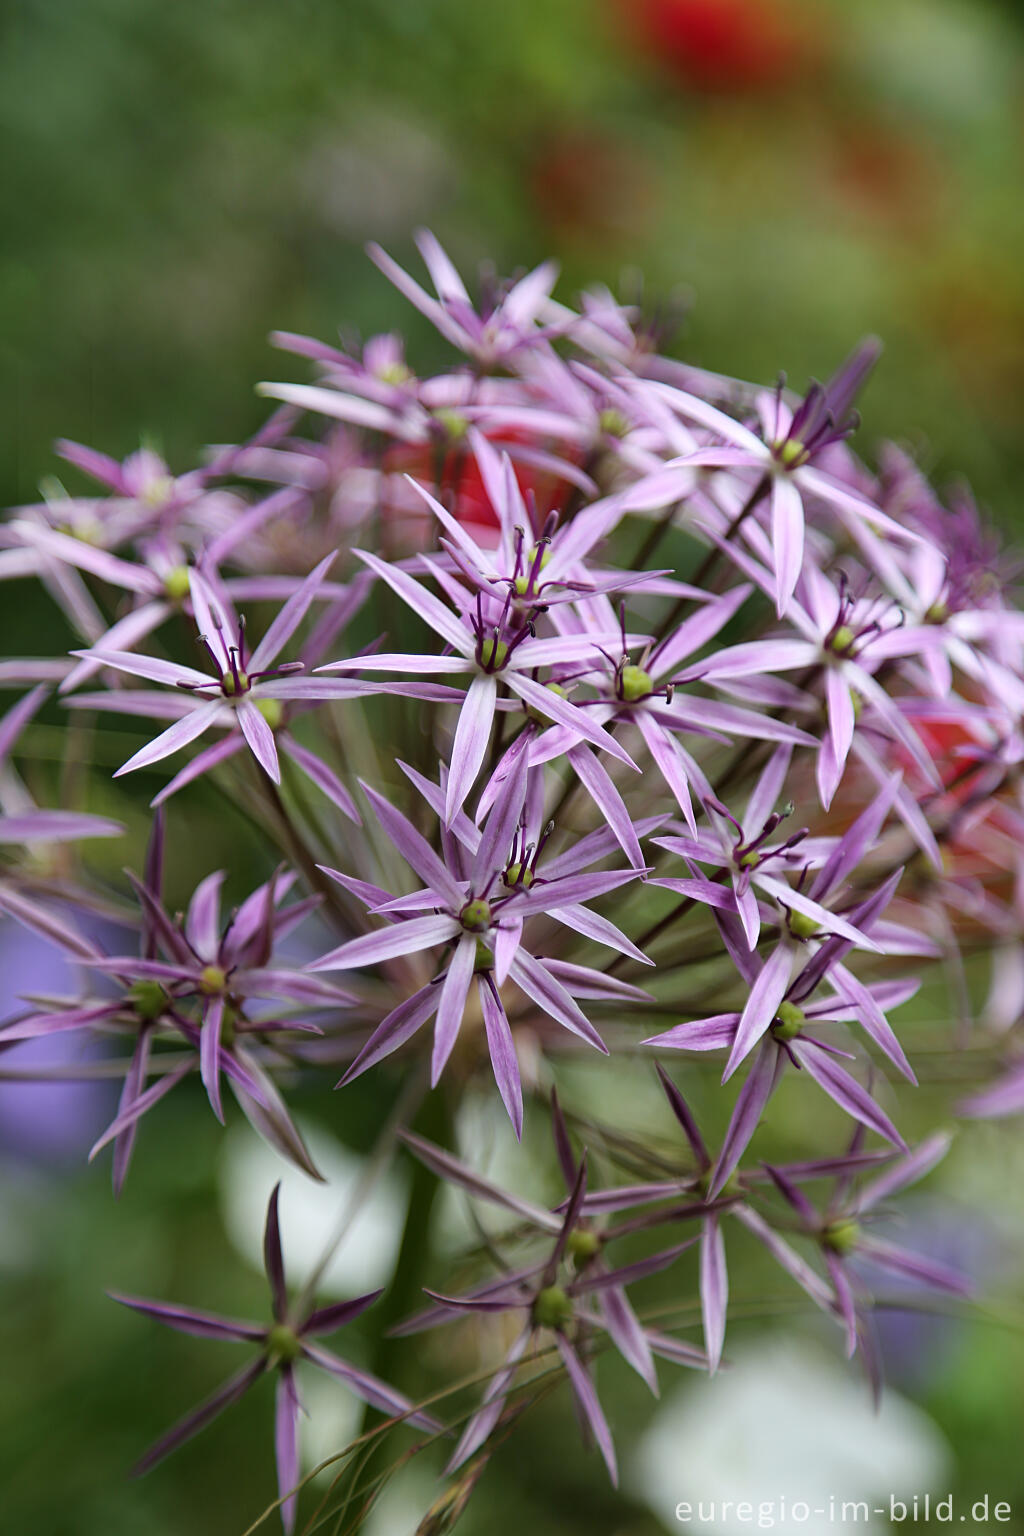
296 1368 363 1474
632 1335 951 1536
301 111 456 238
218 1121 408 1297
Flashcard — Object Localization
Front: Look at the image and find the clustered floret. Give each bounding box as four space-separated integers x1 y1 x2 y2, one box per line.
1 231 1021 1530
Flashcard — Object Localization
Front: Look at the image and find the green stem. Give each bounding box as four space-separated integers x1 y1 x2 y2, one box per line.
353 1082 456 1477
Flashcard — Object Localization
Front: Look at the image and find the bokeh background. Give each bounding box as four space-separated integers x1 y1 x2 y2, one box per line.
2 1 1024 1532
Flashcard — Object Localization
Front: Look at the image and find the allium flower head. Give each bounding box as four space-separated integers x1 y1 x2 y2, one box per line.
0 233 1008 1529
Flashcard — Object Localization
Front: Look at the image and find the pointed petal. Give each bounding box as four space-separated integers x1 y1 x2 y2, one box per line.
309 913 458 973
473 744 528 882
339 983 440 1085
857 1132 951 1212
556 1337 618 1486
445 1329 531 1473
723 945 794 1080
109 1292 265 1343
186 871 225 957
248 553 336 673
130 1359 266 1477
355 548 471 652
446 674 497 823
770 473 805 616
700 1214 728 1373
264 1183 287 1322
275 1368 301 1536
399 1130 558 1229
301 1342 441 1431
151 734 245 806
112 700 224 778
112 1026 152 1196
656 1064 711 1169
566 745 645 868
237 698 281 782
200 996 226 1124
711 1039 785 1194
599 1283 657 1392
508 951 609 1052
280 737 359 822
506 672 637 770
480 976 523 1140
792 1043 907 1148
74 647 212 691
301 1290 383 1337
361 783 465 908
431 935 476 1084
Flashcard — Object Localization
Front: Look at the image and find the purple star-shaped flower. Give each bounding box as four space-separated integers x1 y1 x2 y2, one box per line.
312 756 650 1135
112 1184 440 1533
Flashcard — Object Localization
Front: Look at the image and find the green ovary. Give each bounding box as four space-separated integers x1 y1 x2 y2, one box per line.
266 1324 301 1363
199 964 228 995
532 1285 573 1331
620 664 653 702
503 862 534 889
822 1218 860 1255
828 625 856 656
567 1228 600 1262
460 899 492 933
128 980 169 1020
478 638 508 672
163 565 191 602
788 911 819 941
773 1000 805 1039
772 437 806 469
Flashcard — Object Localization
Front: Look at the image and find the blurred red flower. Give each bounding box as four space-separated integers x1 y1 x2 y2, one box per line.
619 0 812 92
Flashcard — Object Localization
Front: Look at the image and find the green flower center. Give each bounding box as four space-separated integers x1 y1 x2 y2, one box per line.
478 637 508 673
773 1000 805 1039
822 1218 860 1255
375 361 413 385
513 548 552 597
567 1228 600 1263
598 407 630 439
460 899 492 933
142 475 175 508
433 408 468 442
58 515 104 546
199 964 228 995
788 911 819 942
221 670 250 697
128 979 170 1021
828 625 856 657
163 565 191 602
266 1324 302 1364
620 664 653 703
772 437 807 470
503 861 534 890
532 1285 573 1332
697 1169 741 1201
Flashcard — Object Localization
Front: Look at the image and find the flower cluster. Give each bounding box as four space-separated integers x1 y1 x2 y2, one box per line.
2 231 1021 1530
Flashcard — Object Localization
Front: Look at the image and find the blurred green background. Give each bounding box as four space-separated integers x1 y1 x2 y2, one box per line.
2 1 1024 1532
